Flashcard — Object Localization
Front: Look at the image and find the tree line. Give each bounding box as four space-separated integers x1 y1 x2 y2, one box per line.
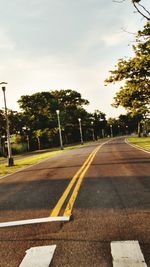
0 89 142 156
1 5 149 156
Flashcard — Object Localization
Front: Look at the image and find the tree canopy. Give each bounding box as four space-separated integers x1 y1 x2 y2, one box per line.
131 0 150 20
105 22 150 119
17 89 94 148
114 0 150 20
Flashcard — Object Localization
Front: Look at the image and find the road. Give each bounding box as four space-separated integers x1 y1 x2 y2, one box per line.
0 138 150 266
0 146 62 164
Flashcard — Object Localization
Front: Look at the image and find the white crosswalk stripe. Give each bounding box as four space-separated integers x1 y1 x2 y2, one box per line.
19 245 56 267
111 240 147 267
19 240 148 266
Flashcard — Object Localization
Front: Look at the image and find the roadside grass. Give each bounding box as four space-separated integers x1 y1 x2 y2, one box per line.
0 139 110 177
0 142 97 177
128 136 150 151
0 150 64 176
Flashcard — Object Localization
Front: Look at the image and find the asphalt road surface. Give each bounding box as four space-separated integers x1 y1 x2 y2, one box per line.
0 138 150 266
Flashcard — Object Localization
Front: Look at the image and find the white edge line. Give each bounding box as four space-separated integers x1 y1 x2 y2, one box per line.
0 216 70 228
125 138 150 154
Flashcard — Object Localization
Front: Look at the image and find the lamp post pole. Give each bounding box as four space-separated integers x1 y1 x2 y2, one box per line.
110 124 113 137
78 118 83 145
56 110 63 150
0 82 14 166
91 121 95 141
118 125 120 136
126 125 128 135
22 126 30 151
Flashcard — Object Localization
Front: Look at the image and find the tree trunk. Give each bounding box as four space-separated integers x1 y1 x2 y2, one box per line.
37 137 41 150
138 121 141 137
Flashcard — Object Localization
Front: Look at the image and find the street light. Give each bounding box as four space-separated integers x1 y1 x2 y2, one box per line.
22 126 30 151
56 110 63 150
110 124 113 137
78 118 83 145
0 82 14 166
118 125 120 136
99 118 105 138
91 121 95 141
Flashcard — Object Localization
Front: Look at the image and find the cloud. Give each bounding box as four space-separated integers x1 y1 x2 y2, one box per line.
100 32 127 47
0 28 15 50
0 0 148 118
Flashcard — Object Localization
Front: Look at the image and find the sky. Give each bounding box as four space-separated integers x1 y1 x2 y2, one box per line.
0 0 149 118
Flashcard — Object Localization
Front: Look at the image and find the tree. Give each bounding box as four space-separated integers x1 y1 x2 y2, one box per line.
34 129 43 150
113 0 150 20
50 90 90 143
118 113 142 135
91 110 107 139
18 89 90 146
132 0 150 20
18 92 57 130
105 22 150 136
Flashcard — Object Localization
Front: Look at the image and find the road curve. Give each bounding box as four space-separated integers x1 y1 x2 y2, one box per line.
0 138 149 267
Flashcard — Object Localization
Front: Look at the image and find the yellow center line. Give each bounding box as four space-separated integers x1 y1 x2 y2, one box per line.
63 145 101 216
50 145 99 217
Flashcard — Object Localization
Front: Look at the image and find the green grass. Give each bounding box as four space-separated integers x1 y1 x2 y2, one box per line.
0 139 109 177
128 136 150 151
0 150 65 176
0 142 95 177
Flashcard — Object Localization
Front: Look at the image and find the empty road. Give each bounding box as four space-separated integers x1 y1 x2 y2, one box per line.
0 138 150 266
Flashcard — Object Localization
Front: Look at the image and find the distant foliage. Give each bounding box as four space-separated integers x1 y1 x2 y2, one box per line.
105 22 150 118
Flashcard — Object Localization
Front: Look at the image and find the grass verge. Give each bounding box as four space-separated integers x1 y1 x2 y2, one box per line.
127 136 150 151
0 139 110 177
0 142 96 177
0 150 64 177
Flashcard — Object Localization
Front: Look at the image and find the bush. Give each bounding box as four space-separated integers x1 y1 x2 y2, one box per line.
11 143 28 154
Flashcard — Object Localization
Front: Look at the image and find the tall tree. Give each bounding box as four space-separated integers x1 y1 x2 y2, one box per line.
18 89 90 146
50 89 90 143
91 110 107 139
131 0 150 20
113 0 150 20
105 22 150 136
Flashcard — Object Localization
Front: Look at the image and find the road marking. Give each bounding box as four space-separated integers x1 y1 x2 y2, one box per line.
64 145 101 216
50 145 101 217
111 240 147 267
50 140 110 217
125 138 150 154
0 216 69 228
19 245 56 267
0 140 110 227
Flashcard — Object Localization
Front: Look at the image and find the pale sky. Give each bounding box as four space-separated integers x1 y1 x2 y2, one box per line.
0 0 149 118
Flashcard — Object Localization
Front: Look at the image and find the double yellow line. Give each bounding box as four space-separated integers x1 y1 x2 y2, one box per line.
50 144 102 217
